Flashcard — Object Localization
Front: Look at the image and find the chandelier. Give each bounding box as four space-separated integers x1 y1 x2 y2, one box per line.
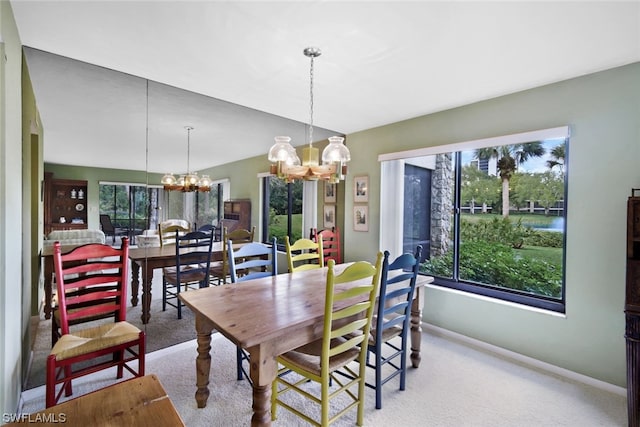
268 47 351 183
161 126 211 192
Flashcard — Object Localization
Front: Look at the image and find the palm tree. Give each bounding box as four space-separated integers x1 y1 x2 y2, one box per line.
546 141 566 176
475 142 545 218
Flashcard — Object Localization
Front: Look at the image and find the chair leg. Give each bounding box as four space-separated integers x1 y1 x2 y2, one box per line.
357 362 367 426
236 346 244 381
51 318 58 347
399 338 407 391
138 331 146 375
321 374 329 427
176 283 182 320
271 376 278 421
375 343 383 410
45 355 56 408
162 278 167 312
63 365 73 397
116 349 124 378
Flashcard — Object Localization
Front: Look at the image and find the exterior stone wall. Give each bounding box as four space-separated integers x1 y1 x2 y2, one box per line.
430 153 453 257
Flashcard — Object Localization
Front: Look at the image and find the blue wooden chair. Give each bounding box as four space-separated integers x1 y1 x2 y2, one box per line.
366 245 422 409
162 230 214 319
227 237 277 383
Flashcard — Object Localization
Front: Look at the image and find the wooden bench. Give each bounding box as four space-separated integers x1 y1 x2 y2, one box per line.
3 375 184 426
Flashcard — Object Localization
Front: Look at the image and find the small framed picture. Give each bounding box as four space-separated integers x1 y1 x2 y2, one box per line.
324 182 336 203
353 205 368 232
323 205 336 228
354 175 369 203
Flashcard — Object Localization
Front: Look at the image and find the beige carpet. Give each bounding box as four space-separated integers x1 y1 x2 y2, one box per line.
21 326 627 426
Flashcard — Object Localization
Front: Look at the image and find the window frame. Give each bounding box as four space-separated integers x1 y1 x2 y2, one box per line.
262 176 292 249
379 126 569 313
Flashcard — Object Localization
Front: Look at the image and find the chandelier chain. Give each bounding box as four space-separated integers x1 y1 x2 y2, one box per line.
308 54 314 147
186 126 193 173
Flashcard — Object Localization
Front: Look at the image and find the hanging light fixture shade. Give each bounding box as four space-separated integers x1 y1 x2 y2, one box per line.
267 47 350 183
161 173 177 186
322 136 351 183
198 174 212 188
162 126 211 192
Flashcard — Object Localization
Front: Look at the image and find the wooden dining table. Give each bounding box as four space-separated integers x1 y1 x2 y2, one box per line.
179 263 434 427
128 241 228 324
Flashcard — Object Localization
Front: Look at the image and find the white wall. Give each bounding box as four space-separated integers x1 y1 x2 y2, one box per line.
0 1 25 415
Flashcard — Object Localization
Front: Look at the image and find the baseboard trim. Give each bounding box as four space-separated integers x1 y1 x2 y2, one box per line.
423 322 627 398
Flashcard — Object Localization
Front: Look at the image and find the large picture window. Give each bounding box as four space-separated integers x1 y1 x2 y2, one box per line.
99 182 223 239
99 183 150 240
156 184 222 230
380 126 568 312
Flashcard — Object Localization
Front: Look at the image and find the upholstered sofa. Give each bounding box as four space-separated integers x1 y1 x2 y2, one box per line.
136 229 161 248
43 229 106 248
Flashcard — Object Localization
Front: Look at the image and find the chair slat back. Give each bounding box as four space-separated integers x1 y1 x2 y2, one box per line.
376 246 423 335
311 227 342 264
53 238 130 335
99 214 115 233
228 237 277 283
175 230 214 287
158 219 190 246
197 224 215 234
322 255 382 366
220 226 255 276
285 236 324 272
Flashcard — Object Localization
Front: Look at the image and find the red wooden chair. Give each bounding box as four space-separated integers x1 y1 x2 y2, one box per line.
46 237 145 407
310 226 342 264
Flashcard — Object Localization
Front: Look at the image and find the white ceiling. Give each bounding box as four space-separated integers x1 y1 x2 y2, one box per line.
10 1 640 174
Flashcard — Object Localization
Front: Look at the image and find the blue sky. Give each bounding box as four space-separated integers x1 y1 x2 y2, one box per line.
461 138 565 173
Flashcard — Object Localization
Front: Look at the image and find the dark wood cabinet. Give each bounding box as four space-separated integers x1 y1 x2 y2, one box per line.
44 172 88 235
626 190 640 426
223 199 251 231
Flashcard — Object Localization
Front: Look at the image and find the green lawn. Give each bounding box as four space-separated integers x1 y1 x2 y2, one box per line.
517 245 563 265
269 213 304 242
461 212 560 227
462 212 564 266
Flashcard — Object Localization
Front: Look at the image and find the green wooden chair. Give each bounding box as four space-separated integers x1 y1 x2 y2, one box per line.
285 236 324 272
271 254 383 426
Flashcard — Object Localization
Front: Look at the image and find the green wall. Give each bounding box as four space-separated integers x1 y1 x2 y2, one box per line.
341 62 640 387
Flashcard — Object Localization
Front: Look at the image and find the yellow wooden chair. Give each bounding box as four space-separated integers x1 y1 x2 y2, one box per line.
271 254 383 426
285 236 324 272
158 219 190 246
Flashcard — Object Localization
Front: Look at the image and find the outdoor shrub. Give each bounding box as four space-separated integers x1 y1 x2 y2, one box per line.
422 240 562 298
460 217 532 249
525 230 564 248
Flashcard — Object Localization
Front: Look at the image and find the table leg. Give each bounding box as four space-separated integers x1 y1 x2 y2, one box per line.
410 285 424 368
130 259 140 307
194 314 214 408
44 256 53 319
249 342 277 427
140 260 153 324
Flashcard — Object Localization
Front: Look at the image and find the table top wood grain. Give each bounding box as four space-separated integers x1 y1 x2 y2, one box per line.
2 375 184 427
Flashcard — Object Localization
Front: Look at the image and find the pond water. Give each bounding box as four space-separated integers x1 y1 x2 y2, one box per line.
527 217 564 232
